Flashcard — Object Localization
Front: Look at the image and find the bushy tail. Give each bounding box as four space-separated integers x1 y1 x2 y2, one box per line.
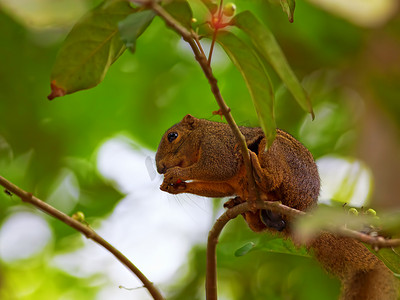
309 232 399 300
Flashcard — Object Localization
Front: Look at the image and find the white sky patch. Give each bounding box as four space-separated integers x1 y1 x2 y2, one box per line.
53 136 214 299
0 211 52 262
317 155 373 207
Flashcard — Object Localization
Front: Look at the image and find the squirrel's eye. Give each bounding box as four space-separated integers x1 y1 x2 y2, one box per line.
167 132 178 142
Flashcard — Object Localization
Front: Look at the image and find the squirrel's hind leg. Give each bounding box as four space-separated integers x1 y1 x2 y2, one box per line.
249 151 283 192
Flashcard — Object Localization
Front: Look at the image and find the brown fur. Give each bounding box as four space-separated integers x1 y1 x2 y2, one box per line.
156 114 399 299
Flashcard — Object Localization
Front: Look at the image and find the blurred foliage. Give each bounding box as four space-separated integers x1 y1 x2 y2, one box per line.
0 260 101 300
1 0 400 299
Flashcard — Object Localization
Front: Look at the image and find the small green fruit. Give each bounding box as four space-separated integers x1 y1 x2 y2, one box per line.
348 208 359 216
223 3 236 17
72 211 85 223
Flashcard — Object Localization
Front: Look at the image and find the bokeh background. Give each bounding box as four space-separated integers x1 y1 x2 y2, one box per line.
0 0 399 299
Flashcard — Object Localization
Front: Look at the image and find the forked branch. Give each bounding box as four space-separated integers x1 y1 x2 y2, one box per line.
206 200 400 300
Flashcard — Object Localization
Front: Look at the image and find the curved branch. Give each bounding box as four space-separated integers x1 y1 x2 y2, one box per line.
205 200 400 300
206 202 249 300
0 175 164 300
205 201 304 300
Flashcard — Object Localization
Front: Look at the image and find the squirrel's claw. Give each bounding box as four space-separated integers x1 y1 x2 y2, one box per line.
223 196 244 209
160 176 187 194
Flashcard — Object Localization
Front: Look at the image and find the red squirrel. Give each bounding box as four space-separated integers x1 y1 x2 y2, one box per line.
156 114 399 299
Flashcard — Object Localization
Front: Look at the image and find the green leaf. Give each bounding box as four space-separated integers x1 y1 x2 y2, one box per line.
234 238 310 258
164 0 193 30
256 237 310 257
234 242 255 257
48 0 135 100
216 31 276 148
118 9 155 53
365 245 400 276
233 11 314 119
200 0 218 13
280 0 296 23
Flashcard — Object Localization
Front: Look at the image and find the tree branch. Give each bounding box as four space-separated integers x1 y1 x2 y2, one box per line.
206 200 400 300
0 175 165 300
148 1 261 205
206 202 249 300
336 226 400 249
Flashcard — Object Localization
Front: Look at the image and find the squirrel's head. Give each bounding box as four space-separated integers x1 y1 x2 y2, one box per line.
155 114 201 174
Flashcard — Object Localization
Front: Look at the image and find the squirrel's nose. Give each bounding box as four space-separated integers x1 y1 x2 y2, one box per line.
157 163 166 174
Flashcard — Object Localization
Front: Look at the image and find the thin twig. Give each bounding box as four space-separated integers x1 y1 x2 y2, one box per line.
0 175 165 300
148 1 261 206
208 0 224 65
337 226 400 249
207 29 218 65
192 31 207 57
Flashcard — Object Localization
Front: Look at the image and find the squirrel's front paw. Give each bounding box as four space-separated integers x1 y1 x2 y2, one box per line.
160 172 186 194
223 197 244 209
160 179 186 194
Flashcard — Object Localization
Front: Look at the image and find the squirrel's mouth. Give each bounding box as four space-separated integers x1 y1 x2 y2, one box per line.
157 160 185 174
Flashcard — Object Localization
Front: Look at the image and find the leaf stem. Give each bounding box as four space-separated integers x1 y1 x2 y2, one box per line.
207 29 218 66
192 30 207 57
0 175 165 300
207 0 223 65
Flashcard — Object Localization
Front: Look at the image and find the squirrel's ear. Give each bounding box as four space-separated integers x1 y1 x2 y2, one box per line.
182 114 198 128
